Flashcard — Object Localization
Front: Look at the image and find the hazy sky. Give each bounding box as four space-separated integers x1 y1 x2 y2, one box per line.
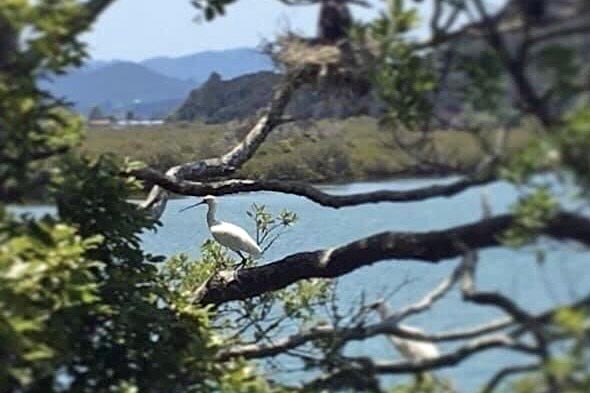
84 0 388 61
84 0 505 62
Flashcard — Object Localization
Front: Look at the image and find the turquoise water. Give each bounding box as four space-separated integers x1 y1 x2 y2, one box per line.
14 178 590 391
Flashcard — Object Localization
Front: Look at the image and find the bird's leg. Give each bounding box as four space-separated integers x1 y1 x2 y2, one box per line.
232 251 248 282
235 251 248 269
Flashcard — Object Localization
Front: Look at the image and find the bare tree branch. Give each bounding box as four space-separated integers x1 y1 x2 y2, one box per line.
131 168 494 208
460 251 533 323
471 0 553 126
481 363 540 393
218 290 590 362
303 335 537 390
414 2 589 50
460 250 560 392
378 260 464 323
372 334 538 373
526 19 590 46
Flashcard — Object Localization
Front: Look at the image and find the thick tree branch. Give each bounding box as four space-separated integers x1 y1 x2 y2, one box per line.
131 168 494 208
197 211 590 305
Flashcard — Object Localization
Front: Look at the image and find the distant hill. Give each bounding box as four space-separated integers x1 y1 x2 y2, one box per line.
44 48 274 118
174 71 382 123
46 62 194 115
141 48 274 84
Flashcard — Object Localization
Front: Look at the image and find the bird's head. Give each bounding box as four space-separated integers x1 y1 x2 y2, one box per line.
367 299 390 319
367 299 385 311
179 195 216 212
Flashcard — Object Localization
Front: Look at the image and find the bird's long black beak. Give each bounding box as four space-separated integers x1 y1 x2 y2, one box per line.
178 200 205 213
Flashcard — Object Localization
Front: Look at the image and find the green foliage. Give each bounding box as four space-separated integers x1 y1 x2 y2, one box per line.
366 1 436 130
0 1 279 390
248 202 298 252
549 308 590 391
0 213 102 388
389 376 455 393
507 308 590 393
1 150 278 392
52 154 159 263
501 103 590 193
534 45 580 106
501 188 558 247
556 103 590 193
507 376 543 393
499 138 558 184
554 307 587 338
458 50 505 113
0 0 91 201
277 279 332 323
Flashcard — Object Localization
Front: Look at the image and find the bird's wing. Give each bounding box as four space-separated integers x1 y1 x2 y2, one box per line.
211 222 262 257
393 325 440 360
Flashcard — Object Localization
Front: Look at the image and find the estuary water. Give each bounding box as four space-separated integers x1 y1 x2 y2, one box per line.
15 178 590 391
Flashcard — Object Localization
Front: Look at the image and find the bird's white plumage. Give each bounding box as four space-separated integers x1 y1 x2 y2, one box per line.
373 301 440 361
187 195 262 258
210 221 262 257
388 324 440 361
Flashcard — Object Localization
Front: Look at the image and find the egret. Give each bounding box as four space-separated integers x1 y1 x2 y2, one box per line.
180 195 262 265
370 300 440 362
370 300 441 386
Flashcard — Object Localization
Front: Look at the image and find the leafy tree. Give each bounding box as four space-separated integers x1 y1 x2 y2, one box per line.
2 1 590 393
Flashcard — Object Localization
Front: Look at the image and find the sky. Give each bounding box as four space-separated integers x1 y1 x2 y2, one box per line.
83 0 387 62
84 0 505 62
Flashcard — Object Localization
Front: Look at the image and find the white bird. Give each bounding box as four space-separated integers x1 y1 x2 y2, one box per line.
180 195 262 264
370 300 440 362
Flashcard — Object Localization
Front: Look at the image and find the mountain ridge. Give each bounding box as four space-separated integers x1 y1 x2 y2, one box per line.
140 47 274 83
45 48 274 117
